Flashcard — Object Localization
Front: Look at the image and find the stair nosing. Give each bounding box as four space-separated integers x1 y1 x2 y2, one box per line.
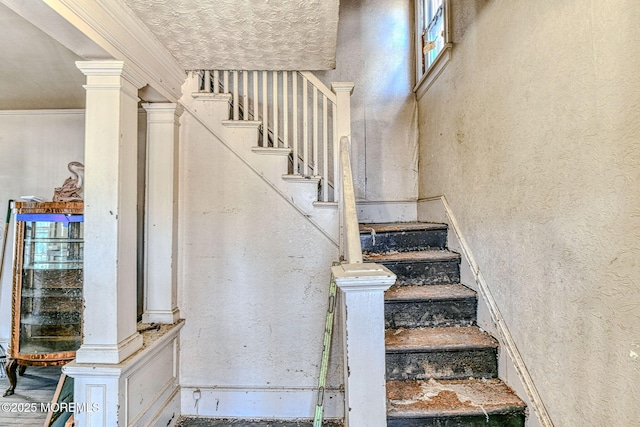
385 284 476 302
359 222 448 233
386 378 526 419
364 250 460 263
386 326 498 352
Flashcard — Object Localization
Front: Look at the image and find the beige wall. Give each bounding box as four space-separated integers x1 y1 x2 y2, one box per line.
316 0 418 202
417 1 640 425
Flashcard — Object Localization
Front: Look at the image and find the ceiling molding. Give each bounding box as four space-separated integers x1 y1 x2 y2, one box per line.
41 0 185 102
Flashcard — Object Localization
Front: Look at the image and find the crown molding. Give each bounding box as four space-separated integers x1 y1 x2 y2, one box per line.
40 0 185 102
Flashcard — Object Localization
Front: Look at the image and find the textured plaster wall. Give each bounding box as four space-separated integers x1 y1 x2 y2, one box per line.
316 0 418 202
417 1 640 425
0 111 85 344
178 114 342 409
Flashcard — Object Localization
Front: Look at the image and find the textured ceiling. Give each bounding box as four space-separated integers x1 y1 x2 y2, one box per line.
124 0 340 71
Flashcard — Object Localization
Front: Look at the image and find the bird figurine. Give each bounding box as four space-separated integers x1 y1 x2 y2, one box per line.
53 161 84 202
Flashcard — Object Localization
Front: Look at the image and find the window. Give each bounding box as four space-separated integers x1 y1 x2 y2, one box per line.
415 0 451 94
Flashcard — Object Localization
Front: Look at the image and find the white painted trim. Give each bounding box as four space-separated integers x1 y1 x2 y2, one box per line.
356 200 417 223
313 201 338 209
252 147 292 156
0 109 85 115
180 386 344 419
221 120 262 128
75 331 143 364
333 263 395 427
418 196 554 427
414 45 452 100
281 174 322 183
41 0 185 102
65 320 184 426
181 104 339 246
300 71 337 104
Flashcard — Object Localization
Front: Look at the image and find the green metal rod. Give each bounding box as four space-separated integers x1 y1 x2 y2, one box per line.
314 265 339 427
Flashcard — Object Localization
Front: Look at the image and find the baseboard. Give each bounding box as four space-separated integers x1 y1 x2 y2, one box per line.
418 196 554 427
180 386 343 419
356 200 417 223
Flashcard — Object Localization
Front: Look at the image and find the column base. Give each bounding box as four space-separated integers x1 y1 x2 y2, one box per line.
75 331 143 364
142 308 181 324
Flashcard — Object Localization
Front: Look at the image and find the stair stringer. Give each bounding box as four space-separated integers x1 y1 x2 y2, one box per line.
418 196 554 427
181 90 339 243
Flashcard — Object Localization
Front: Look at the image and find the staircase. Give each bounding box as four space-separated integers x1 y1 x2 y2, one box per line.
360 222 526 426
182 70 354 242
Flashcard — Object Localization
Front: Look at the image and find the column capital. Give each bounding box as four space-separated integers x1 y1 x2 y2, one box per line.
141 102 184 117
76 60 146 89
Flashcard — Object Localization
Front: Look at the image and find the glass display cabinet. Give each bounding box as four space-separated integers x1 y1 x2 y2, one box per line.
4 202 83 396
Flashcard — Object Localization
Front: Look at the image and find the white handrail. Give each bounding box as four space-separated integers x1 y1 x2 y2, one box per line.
339 136 363 263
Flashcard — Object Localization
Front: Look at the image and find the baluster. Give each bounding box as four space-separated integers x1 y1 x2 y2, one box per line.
303 75 309 175
242 71 249 120
233 71 239 120
273 71 279 148
213 70 220 94
293 73 299 173
223 71 229 94
253 71 259 121
313 86 318 177
204 70 211 92
283 71 289 148
262 71 268 147
322 95 329 202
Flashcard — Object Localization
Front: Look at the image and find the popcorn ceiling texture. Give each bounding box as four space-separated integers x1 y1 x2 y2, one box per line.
124 0 339 70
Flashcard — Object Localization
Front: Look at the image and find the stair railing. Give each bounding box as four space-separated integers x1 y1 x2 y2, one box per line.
196 70 343 203
338 136 362 264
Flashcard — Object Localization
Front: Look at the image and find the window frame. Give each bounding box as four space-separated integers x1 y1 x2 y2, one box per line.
414 0 452 97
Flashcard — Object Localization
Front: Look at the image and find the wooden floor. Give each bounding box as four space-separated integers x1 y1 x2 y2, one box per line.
0 365 61 426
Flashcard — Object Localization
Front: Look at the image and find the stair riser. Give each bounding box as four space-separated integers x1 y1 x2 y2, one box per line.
361 229 447 253
387 412 526 427
381 260 461 286
386 348 498 381
385 299 477 328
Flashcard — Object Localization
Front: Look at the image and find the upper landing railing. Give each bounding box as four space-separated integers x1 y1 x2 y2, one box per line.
196 70 352 204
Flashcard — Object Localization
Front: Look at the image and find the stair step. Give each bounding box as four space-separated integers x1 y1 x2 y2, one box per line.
385 284 477 328
387 378 526 427
364 250 461 286
360 222 448 252
386 327 498 380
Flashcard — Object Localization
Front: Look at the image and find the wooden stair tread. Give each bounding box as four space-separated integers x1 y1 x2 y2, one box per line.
387 378 525 418
360 222 447 233
386 284 476 302
364 250 460 263
386 326 498 352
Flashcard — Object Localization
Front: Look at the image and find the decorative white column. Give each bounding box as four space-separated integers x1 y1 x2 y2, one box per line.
332 262 396 427
141 103 183 324
74 60 145 364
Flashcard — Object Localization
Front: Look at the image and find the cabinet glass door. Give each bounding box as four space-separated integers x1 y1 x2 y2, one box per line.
17 214 83 356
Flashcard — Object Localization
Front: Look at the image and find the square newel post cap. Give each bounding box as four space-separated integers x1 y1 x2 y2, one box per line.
331 82 355 94
332 262 396 292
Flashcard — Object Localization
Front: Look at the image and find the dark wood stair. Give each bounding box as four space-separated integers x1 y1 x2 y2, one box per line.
360 222 526 426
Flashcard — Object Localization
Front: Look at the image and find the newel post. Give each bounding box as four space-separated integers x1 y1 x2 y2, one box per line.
332 263 396 427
